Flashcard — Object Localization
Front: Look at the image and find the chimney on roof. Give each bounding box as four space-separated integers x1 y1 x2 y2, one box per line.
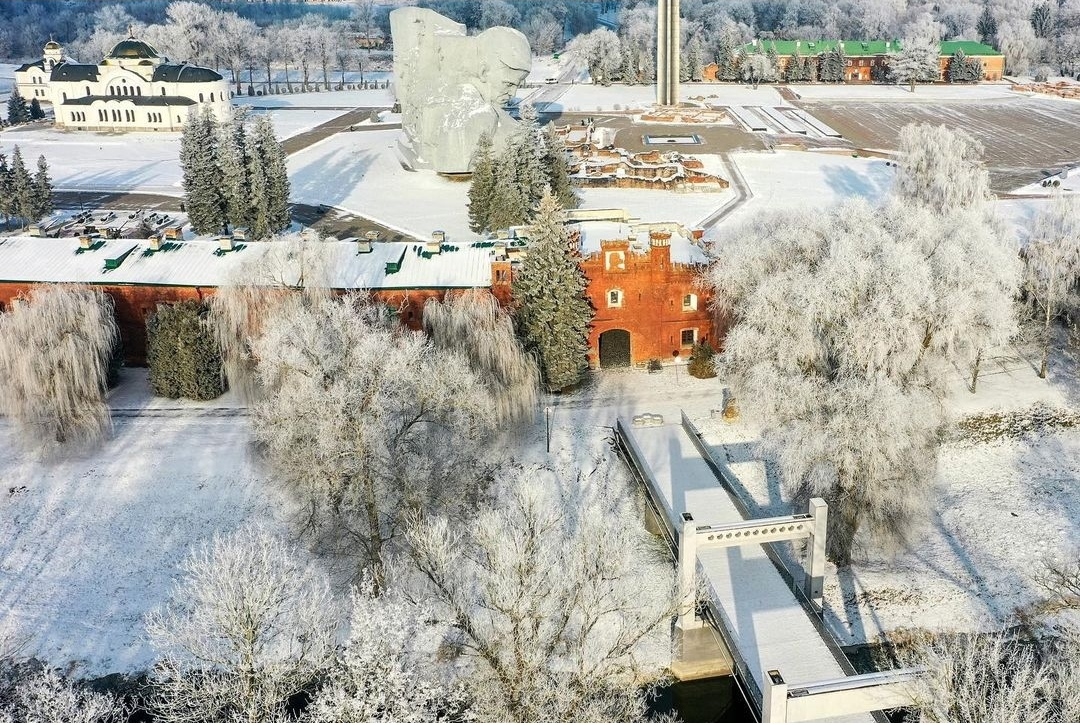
356 238 372 254
426 230 445 255
148 234 162 251
218 235 234 252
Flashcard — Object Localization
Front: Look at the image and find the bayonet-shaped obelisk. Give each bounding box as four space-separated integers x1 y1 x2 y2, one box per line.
656 0 680 106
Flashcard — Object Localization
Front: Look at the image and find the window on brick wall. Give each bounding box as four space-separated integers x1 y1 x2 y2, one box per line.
683 293 698 311
608 289 623 308
681 328 696 346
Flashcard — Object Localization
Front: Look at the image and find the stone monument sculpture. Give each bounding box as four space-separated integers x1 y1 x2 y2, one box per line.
390 8 530 174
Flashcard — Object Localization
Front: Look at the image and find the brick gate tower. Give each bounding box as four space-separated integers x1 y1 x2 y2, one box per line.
657 0 680 106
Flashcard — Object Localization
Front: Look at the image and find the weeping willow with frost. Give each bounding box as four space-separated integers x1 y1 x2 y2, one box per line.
208 232 331 401
423 290 539 425
0 284 119 447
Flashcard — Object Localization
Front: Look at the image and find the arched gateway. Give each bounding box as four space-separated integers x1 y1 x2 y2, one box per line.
599 329 631 368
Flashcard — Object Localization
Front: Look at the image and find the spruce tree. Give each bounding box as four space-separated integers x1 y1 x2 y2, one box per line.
9 146 34 228
252 115 290 235
245 123 272 240
766 43 780 79
180 107 227 235
512 190 592 392
0 154 11 229
220 114 252 233
32 154 52 221
28 97 43 120
542 125 579 211
7 89 29 125
977 4 998 45
784 51 801 82
468 132 496 233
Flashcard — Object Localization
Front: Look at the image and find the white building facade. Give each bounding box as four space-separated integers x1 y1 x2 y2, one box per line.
15 38 231 132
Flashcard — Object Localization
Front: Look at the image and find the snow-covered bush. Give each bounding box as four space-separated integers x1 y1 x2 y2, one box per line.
423 290 539 425
1023 193 1080 378
0 668 128 723
894 124 991 213
146 301 225 400
306 574 472 722
145 527 338 722
687 340 717 379
251 294 495 581
407 465 674 722
0 284 119 447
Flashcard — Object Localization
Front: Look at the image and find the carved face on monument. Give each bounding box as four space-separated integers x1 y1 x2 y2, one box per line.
390 7 531 174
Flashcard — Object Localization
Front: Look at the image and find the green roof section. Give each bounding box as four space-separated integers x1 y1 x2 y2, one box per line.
742 39 1002 57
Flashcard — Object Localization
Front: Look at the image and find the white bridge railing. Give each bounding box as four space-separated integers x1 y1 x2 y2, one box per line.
762 667 921 723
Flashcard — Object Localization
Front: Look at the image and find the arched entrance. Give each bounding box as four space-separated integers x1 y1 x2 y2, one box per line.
599 329 631 368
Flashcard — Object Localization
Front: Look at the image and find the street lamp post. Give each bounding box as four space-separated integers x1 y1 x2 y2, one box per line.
545 406 553 453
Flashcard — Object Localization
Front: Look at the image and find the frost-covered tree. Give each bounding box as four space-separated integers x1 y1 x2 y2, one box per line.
1024 194 1080 379
220 111 252 233
818 42 846 82
711 199 1019 564
249 115 291 238
180 106 227 235
513 191 592 392
306 574 472 722
977 3 998 45
895 124 991 213
407 466 674 722
998 19 1039 75
0 285 119 447
564 28 623 84
467 132 496 233
0 668 128 723
890 35 941 90
947 50 984 83
6 89 29 126
208 233 330 402
740 51 776 87
542 124 579 211
27 97 43 121
487 105 556 231
251 294 495 580
146 527 338 723
423 290 539 425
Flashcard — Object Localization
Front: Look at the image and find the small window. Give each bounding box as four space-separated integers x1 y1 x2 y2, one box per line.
62 92 67 101
198 93 204 102
210 92 214 102
608 289 623 308
161 87 166 96
682 293 698 311
86 86 90 96
680 329 696 346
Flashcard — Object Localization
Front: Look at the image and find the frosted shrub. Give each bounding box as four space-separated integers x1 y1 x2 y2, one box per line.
895 124 991 213
407 466 674 722
251 294 495 581
306 574 472 722
146 301 225 400
0 284 119 447
423 290 539 425
145 527 338 722
1 668 128 723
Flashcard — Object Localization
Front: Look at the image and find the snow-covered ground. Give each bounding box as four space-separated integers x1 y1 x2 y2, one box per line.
534 83 789 113
789 82 1020 102
250 108 353 140
715 149 895 234
0 370 292 675
1009 165 1080 195
0 62 18 95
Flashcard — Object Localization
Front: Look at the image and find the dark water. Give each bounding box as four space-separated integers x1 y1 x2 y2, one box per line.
650 675 755 723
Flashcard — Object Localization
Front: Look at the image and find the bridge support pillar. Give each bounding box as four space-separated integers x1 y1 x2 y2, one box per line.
762 669 789 723
677 512 698 630
804 498 828 611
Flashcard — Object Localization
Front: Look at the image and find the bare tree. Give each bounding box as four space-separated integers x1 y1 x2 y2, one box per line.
905 632 1057 722
710 199 1019 564
1024 193 1080 379
145 527 339 723
423 290 539 425
306 574 472 722
0 284 119 447
251 294 495 582
407 465 674 722
0 668 128 723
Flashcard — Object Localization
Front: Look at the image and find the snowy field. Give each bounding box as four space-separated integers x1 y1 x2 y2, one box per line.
715 149 895 234
0 62 17 95
250 108 353 140
534 83 788 113
788 82 1019 102
0 372 294 675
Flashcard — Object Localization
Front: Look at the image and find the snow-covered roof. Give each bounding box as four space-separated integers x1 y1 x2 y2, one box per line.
0 237 492 290
574 221 709 266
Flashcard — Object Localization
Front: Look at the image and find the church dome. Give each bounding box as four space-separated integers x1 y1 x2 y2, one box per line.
44 40 61 50
107 39 160 60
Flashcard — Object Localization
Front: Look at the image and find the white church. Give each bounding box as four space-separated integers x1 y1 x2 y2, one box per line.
14 35 231 132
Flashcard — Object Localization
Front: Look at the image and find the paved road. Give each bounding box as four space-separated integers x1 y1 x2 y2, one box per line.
281 107 397 155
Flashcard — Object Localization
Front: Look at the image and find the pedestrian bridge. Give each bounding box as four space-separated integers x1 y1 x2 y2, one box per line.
615 411 919 723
